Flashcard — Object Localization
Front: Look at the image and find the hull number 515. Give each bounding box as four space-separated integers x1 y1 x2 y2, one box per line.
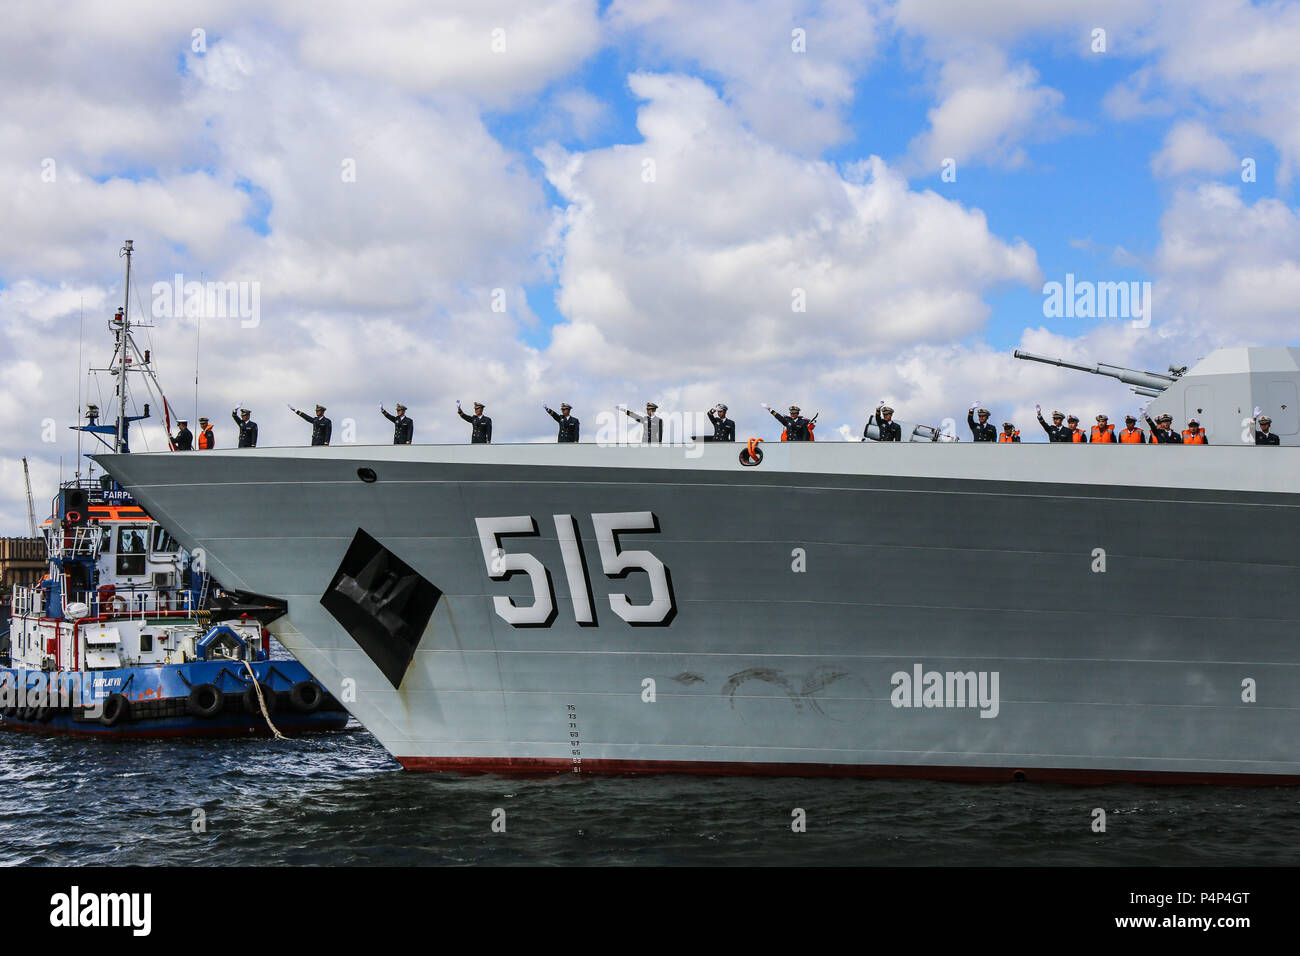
475 512 675 627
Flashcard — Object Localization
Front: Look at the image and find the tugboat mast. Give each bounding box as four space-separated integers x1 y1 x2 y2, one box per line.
115 239 133 453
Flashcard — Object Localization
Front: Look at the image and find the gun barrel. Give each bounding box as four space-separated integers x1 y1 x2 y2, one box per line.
1013 350 1175 392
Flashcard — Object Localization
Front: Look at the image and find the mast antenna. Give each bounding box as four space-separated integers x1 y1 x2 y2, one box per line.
116 239 133 453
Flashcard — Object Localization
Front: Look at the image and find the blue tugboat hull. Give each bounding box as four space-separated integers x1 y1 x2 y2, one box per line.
0 658 349 738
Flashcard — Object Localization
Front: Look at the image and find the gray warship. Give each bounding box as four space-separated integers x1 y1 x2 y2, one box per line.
96 345 1300 782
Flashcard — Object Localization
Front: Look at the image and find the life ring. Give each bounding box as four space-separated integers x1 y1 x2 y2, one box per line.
288 680 323 713
739 437 765 466
187 683 223 719
100 693 130 727
242 683 277 716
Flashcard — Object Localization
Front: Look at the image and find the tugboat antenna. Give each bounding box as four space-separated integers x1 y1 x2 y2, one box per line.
116 239 133 454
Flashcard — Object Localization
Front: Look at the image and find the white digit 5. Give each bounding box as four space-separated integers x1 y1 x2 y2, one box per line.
475 516 555 626
591 511 675 624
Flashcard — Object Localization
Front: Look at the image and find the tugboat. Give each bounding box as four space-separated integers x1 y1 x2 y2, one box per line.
0 241 348 737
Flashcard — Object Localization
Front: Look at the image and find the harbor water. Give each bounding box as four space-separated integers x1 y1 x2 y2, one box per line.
4 723 1299 866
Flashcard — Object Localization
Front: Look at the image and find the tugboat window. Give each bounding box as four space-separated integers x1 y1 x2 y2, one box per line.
116 528 147 576
151 527 179 554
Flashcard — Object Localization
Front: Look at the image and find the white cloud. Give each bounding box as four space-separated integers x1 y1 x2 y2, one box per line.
278 0 603 107
539 73 1039 385
907 52 1068 171
609 0 882 153
1153 184 1300 345
1150 120 1237 178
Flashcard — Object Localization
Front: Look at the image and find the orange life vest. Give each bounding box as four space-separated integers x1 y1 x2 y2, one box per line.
1070 428 1085 443
198 427 215 449
997 430 1019 442
1119 427 1144 443
1183 429 1206 444
1090 424 1116 443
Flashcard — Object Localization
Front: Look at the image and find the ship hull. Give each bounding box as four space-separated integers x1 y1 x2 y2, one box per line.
95 443 1300 781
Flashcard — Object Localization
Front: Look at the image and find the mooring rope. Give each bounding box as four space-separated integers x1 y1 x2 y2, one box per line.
212 652 286 740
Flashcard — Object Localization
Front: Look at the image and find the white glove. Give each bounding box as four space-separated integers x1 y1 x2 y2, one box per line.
233 404 240 413
969 401 979 412
542 403 549 411
379 403 385 412
287 403 296 412
1035 403 1041 414
1253 406 1261 418
617 404 627 411
761 402 771 409
457 400 462 409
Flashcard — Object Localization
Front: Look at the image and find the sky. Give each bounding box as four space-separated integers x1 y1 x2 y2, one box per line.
2 0 1298 531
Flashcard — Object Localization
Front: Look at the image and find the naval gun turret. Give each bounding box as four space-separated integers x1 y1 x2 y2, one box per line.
1014 346 1300 445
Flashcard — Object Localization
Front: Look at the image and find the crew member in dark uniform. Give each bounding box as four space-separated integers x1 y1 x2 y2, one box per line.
706 404 735 441
457 401 491 443
545 403 579 442
621 402 663 442
967 403 996 441
232 405 258 447
1256 414 1280 445
290 403 332 445
1036 406 1069 441
867 402 901 441
173 419 193 450
382 402 414 444
1145 412 1181 444
764 403 813 441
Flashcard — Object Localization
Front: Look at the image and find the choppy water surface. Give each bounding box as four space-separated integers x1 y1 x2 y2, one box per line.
3 725 1299 866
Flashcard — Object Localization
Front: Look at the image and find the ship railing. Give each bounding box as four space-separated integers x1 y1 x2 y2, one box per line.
68 586 198 621
10 585 42 618
44 526 101 560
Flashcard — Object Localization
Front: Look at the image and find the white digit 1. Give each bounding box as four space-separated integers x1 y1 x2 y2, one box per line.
553 514 595 625
475 516 555 626
591 512 675 624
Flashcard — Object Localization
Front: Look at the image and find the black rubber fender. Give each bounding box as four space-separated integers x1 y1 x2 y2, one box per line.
242 683 277 716
100 693 130 727
288 680 323 713
187 683 223 719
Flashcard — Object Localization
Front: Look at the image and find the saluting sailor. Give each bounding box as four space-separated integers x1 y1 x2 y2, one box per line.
764 403 813 441
619 401 663 442
381 402 414 444
289 403 332 445
967 402 996 442
232 405 258 448
544 402 580 443
456 401 492 444
1036 405 1069 442
706 404 735 442
868 401 901 441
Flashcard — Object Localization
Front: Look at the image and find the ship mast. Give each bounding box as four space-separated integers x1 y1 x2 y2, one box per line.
115 239 133 453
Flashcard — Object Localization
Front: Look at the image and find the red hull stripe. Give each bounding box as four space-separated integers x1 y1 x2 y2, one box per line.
394 756 1300 786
